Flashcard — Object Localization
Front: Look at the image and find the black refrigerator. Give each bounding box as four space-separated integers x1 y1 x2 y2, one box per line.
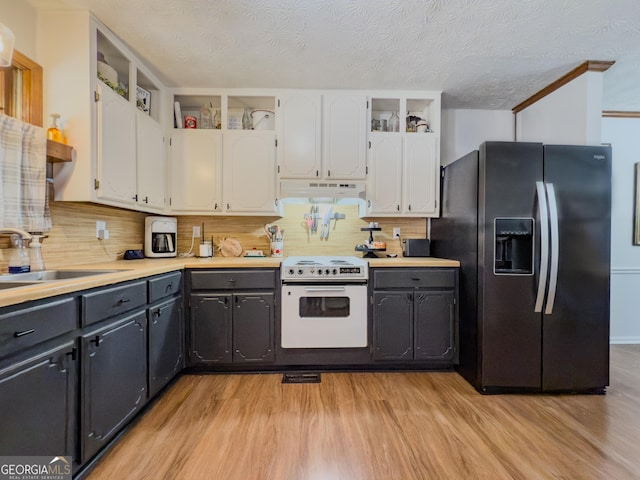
431 141 611 394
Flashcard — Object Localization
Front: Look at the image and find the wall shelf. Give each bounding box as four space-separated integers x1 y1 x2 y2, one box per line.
46 139 73 163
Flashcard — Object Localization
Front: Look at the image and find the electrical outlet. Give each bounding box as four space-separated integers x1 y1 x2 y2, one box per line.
192 225 201 238
393 227 401 239
96 221 106 238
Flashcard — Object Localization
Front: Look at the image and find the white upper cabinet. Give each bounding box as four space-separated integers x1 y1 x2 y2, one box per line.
367 134 403 214
323 94 368 180
169 92 277 216
136 110 166 211
403 134 438 215
366 93 441 217
95 83 137 206
222 131 277 214
38 11 167 213
169 129 222 213
276 93 322 179
168 94 222 214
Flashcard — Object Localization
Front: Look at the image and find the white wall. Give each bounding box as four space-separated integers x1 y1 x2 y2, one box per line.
441 109 513 165
0 0 38 59
515 72 603 145
603 116 640 343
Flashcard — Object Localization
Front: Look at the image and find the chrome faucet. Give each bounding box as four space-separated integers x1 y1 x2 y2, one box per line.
0 228 33 240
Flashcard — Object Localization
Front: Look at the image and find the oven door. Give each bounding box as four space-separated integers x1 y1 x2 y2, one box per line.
281 284 368 348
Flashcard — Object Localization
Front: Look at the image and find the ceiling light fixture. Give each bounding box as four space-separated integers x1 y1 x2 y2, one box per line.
0 22 16 67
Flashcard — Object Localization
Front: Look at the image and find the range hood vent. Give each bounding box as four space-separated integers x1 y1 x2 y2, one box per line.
280 180 366 200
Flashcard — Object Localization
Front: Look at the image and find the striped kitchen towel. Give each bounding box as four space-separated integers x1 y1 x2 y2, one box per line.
0 113 51 233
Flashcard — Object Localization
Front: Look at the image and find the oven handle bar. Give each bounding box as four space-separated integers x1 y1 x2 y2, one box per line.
303 286 347 292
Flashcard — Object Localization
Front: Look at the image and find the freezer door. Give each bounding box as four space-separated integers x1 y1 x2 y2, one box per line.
542 145 611 392
479 142 544 390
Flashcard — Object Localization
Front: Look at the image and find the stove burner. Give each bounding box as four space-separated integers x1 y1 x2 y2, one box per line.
281 256 368 283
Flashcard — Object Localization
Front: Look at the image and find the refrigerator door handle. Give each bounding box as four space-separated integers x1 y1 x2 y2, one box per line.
545 183 559 314
534 181 550 313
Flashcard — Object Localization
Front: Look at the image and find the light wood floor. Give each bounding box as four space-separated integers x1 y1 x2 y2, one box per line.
86 345 640 480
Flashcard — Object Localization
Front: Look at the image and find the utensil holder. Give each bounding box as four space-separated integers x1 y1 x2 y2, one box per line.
270 240 283 257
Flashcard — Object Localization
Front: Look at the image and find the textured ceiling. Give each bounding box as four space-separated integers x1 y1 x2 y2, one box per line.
29 0 640 110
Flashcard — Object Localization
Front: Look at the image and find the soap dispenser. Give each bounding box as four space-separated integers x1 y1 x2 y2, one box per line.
8 234 31 274
29 234 47 271
47 113 63 143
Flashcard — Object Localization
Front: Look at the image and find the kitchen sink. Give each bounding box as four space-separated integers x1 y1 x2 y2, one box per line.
0 281 42 290
0 269 129 283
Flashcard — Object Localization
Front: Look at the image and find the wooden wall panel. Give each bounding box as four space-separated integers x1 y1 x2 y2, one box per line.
177 203 426 257
0 202 428 271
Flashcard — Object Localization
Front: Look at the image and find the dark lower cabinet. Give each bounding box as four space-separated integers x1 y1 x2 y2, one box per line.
189 292 275 365
190 294 232 364
81 310 147 462
233 293 275 363
372 292 413 361
372 268 459 366
148 296 183 397
414 291 457 362
0 339 77 461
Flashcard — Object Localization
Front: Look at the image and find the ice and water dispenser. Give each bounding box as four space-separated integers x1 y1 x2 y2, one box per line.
494 218 533 275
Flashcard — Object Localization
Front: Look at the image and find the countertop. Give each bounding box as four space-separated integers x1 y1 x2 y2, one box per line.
0 256 459 308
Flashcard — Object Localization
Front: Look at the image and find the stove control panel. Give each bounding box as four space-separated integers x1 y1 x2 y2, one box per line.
281 257 368 282
282 266 367 282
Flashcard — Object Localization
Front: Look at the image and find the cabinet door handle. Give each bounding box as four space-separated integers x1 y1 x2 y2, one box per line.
117 298 131 305
227 203 231 210
397 205 400 211
214 203 219 210
143 196 149 203
327 170 331 177
316 170 319 177
165 283 173 292
66 347 77 361
408 205 412 211
133 194 138 201
91 335 101 346
14 329 35 338
152 308 162 318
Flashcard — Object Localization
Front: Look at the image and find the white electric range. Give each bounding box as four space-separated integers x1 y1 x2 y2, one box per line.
280 256 368 349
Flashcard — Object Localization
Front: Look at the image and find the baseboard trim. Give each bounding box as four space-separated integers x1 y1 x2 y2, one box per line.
610 337 640 345
611 268 640 275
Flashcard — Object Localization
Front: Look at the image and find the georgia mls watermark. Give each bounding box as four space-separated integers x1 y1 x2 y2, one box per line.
0 456 71 480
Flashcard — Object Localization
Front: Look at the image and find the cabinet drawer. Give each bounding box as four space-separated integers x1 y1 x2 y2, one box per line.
190 270 277 290
148 271 183 303
372 268 456 289
0 297 77 359
82 280 147 326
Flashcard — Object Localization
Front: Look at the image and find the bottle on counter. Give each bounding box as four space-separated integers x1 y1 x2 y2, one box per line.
8 234 30 274
29 234 46 271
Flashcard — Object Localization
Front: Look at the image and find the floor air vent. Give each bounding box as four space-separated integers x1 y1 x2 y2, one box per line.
282 373 321 384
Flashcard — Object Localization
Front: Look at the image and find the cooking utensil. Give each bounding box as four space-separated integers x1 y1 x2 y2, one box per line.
264 223 278 241
320 206 332 240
